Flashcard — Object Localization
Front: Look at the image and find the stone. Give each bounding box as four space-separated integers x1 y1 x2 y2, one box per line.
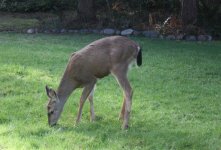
52 29 60 33
73 30 79 33
197 35 207 41
91 29 100 34
133 30 142 36
44 30 50 34
176 34 184 40
103 28 115 35
159 35 164 39
27 28 35 34
67 29 75 33
121 29 134 36
115 30 121 35
143 30 159 38
185 35 197 41
206 35 212 41
166 35 176 40
80 29 90 34
60 29 67 33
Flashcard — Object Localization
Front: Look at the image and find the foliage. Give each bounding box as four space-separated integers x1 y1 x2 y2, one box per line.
0 0 77 12
198 0 221 37
0 33 221 149
0 0 220 36
0 14 40 31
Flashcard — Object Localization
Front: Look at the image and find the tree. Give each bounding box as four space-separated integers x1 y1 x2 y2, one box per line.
181 0 198 26
77 0 96 22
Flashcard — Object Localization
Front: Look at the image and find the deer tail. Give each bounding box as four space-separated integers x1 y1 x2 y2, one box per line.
136 46 142 66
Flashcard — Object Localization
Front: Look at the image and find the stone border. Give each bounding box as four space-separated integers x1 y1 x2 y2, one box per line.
25 28 213 41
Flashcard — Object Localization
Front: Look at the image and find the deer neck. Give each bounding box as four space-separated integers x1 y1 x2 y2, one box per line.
56 73 77 106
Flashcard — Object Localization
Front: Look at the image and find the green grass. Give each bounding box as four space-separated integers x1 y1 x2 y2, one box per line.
0 33 221 150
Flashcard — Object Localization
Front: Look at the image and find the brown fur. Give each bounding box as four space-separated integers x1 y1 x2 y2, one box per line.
46 36 141 129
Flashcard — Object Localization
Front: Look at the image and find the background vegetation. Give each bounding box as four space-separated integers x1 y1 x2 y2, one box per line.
0 0 220 37
0 33 221 149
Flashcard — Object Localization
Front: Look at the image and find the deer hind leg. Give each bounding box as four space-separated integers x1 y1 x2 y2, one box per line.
119 98 125 121
88 85 96 122
112 66 133 129
76 79 96 124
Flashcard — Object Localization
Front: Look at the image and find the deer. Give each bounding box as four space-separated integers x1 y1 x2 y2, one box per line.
45 36 142 129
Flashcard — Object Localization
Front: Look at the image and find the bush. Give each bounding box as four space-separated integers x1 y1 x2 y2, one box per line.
0 0 77 12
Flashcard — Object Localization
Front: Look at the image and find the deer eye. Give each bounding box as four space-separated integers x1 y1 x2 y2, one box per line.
48 110 54 115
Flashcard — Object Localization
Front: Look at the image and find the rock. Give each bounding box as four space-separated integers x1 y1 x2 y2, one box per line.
73 30 79 33
166 35 176 40
44 30 50 34
115 30 121 35
143 30 159 38
185 35 197 41
91 29 100 34
60 29 67 33
159 35 164 39
80 29 90 34
52 29 60 33
67 29 75 33
27 28 35 34
103 28 115 35
197 35 207 41
206 35 212 41
121 29 134 36
133 30 142 36
34 28 38 33
176 34 184 40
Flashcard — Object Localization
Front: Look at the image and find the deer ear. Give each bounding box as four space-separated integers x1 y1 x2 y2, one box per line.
45 85 57 98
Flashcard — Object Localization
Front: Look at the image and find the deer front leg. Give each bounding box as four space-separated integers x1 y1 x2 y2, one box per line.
76 80 96 124
88 85 95 122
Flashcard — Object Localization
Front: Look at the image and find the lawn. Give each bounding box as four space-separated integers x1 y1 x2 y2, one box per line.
0 33 221 150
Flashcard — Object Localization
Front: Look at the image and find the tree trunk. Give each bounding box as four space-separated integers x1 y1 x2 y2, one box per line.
181 0 198 26
77 0 96 22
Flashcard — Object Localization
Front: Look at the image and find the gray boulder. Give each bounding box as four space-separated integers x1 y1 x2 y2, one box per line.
44 30 50 34
143 30 159 38
79 29 90 34
176 34 184 40
206 35 212 41
166 35 176 40
103 28 115 35
52 29 60 33
185 35 197 41
91 29 100 34
133 30 142 36
197 35 207 41
121 29 134 36
159 35 164 39
60 29 67 33
67 29 75 33
27 28 35 34
115 30 121 35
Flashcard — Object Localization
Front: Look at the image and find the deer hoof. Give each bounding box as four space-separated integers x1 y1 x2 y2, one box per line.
122 124 129 130
90 116 96 122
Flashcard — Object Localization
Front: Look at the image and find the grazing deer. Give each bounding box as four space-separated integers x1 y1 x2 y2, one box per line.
45 36 142 129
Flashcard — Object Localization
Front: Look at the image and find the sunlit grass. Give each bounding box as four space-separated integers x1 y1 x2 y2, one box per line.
0 33 221 149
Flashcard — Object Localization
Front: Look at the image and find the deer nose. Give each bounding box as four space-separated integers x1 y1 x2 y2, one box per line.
49 122 57 127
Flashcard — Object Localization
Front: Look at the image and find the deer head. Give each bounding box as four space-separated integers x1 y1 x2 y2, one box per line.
45 85 61 126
